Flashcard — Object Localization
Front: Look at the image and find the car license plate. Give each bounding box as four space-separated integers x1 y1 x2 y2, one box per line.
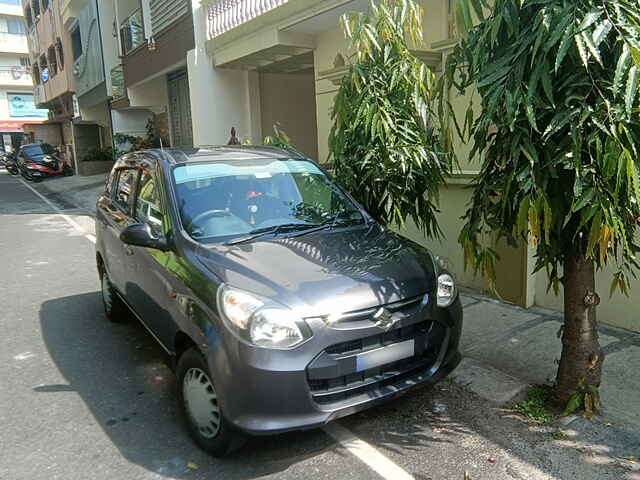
356 339 415 372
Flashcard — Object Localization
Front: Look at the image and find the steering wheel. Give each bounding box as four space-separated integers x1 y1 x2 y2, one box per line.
187 209 232 231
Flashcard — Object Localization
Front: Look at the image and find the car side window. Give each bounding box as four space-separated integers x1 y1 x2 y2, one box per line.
135 169 163 237
113 168 138 215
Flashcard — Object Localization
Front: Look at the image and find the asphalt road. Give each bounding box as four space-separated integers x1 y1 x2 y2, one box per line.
0 170 635 480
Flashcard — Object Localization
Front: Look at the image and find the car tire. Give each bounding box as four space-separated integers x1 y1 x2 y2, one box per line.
100 271 127 322
177 347 245 457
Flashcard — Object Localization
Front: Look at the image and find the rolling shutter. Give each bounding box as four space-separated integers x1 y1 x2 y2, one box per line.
150 0 190 35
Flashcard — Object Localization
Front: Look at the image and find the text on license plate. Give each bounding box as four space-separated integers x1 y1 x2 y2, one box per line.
355 339 415 372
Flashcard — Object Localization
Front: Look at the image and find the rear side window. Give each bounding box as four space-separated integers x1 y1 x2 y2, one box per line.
113 168 138 215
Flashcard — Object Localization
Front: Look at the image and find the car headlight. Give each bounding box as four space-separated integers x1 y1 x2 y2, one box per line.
436 273 457 308
218 286 311 349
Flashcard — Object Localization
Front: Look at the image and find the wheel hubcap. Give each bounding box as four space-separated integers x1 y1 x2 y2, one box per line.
183 368 221 439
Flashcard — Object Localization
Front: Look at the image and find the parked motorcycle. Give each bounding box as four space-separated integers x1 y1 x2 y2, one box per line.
16 143 73 183
4 152 20 176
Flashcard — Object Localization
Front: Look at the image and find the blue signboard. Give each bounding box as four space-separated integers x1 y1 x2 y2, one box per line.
8 94 48 118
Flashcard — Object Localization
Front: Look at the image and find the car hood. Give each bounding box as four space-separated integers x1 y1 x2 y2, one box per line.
195 225 437 317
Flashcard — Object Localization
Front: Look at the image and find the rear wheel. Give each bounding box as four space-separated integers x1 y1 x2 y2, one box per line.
100 271 127 322
177 347 245 457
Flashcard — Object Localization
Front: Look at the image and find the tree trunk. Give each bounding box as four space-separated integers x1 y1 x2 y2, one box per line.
554 254 605 405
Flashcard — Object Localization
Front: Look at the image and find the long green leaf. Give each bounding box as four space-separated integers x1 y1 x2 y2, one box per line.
575 34 589 67
626 149 640 205
631 47 640 68
625 66 639 115
614 45 631 96
581 32 603 66
555 25 575 72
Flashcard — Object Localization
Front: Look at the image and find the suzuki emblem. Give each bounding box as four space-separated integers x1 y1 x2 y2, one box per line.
373 307 399 331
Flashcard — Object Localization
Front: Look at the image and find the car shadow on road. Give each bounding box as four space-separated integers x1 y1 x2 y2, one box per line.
38 292 339 479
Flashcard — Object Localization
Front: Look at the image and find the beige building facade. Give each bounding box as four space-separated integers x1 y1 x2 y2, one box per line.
188 0 638 333
0 0 47 151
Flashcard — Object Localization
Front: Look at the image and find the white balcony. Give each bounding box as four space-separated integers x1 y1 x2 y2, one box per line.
0 2 23 17
0 67 33 87
0 31 29 54
33 84 45 107
207 0 290 39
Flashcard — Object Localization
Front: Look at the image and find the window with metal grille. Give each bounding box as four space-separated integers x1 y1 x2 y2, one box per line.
71 24 82 61
39 54 47 82
56 38 64 70
48 45 57 77
20 57 31 67
25 5 33 28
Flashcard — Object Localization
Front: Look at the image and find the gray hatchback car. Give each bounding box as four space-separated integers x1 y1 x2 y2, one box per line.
95 146 463 456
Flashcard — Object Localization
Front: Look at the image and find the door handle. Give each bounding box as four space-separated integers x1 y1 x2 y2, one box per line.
125 246 134 256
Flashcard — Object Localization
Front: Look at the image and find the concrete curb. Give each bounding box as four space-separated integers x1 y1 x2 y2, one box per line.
451 357 530 405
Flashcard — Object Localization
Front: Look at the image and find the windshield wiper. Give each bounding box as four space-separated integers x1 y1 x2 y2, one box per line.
288 215 365 239
224 223 320 246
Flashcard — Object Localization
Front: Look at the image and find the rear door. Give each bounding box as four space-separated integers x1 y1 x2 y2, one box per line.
99 166 139 294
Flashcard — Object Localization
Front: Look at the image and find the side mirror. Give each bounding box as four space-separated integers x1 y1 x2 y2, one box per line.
120 223 169 251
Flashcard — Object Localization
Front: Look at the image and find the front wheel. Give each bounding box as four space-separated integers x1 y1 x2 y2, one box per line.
100 271 127 322
177 348 245 457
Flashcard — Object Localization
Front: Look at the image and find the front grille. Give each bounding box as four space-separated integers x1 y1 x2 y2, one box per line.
307 320 447 406
333 294 425 324
325 321 431 355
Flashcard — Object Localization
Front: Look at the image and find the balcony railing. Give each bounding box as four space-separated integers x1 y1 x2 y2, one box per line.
0 66 32 85
207 0 289 39
120 7 145 55
0 31 29 53
33 84 45 106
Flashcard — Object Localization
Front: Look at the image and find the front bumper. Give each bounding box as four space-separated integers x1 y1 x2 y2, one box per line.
208 296 463 435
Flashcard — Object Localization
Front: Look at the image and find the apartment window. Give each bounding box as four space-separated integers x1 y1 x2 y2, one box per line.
20 57 31 67
7 18 26 35
39 54 48 82
32 0 40 20
56 38 64 70
42 0 49 11
48 45 57 77
25 5 33 29
71 24 82 60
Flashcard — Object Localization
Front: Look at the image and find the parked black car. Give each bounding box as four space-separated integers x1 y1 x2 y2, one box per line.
95 147 463 456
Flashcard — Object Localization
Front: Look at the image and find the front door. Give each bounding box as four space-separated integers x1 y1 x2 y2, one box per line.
167 70 193 148
127 165 178 350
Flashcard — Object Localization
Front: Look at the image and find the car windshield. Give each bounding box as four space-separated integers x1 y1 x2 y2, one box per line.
22 144 54 161
172 158 365 243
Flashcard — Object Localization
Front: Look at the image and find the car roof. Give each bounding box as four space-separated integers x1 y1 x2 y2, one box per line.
151 146 308 165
